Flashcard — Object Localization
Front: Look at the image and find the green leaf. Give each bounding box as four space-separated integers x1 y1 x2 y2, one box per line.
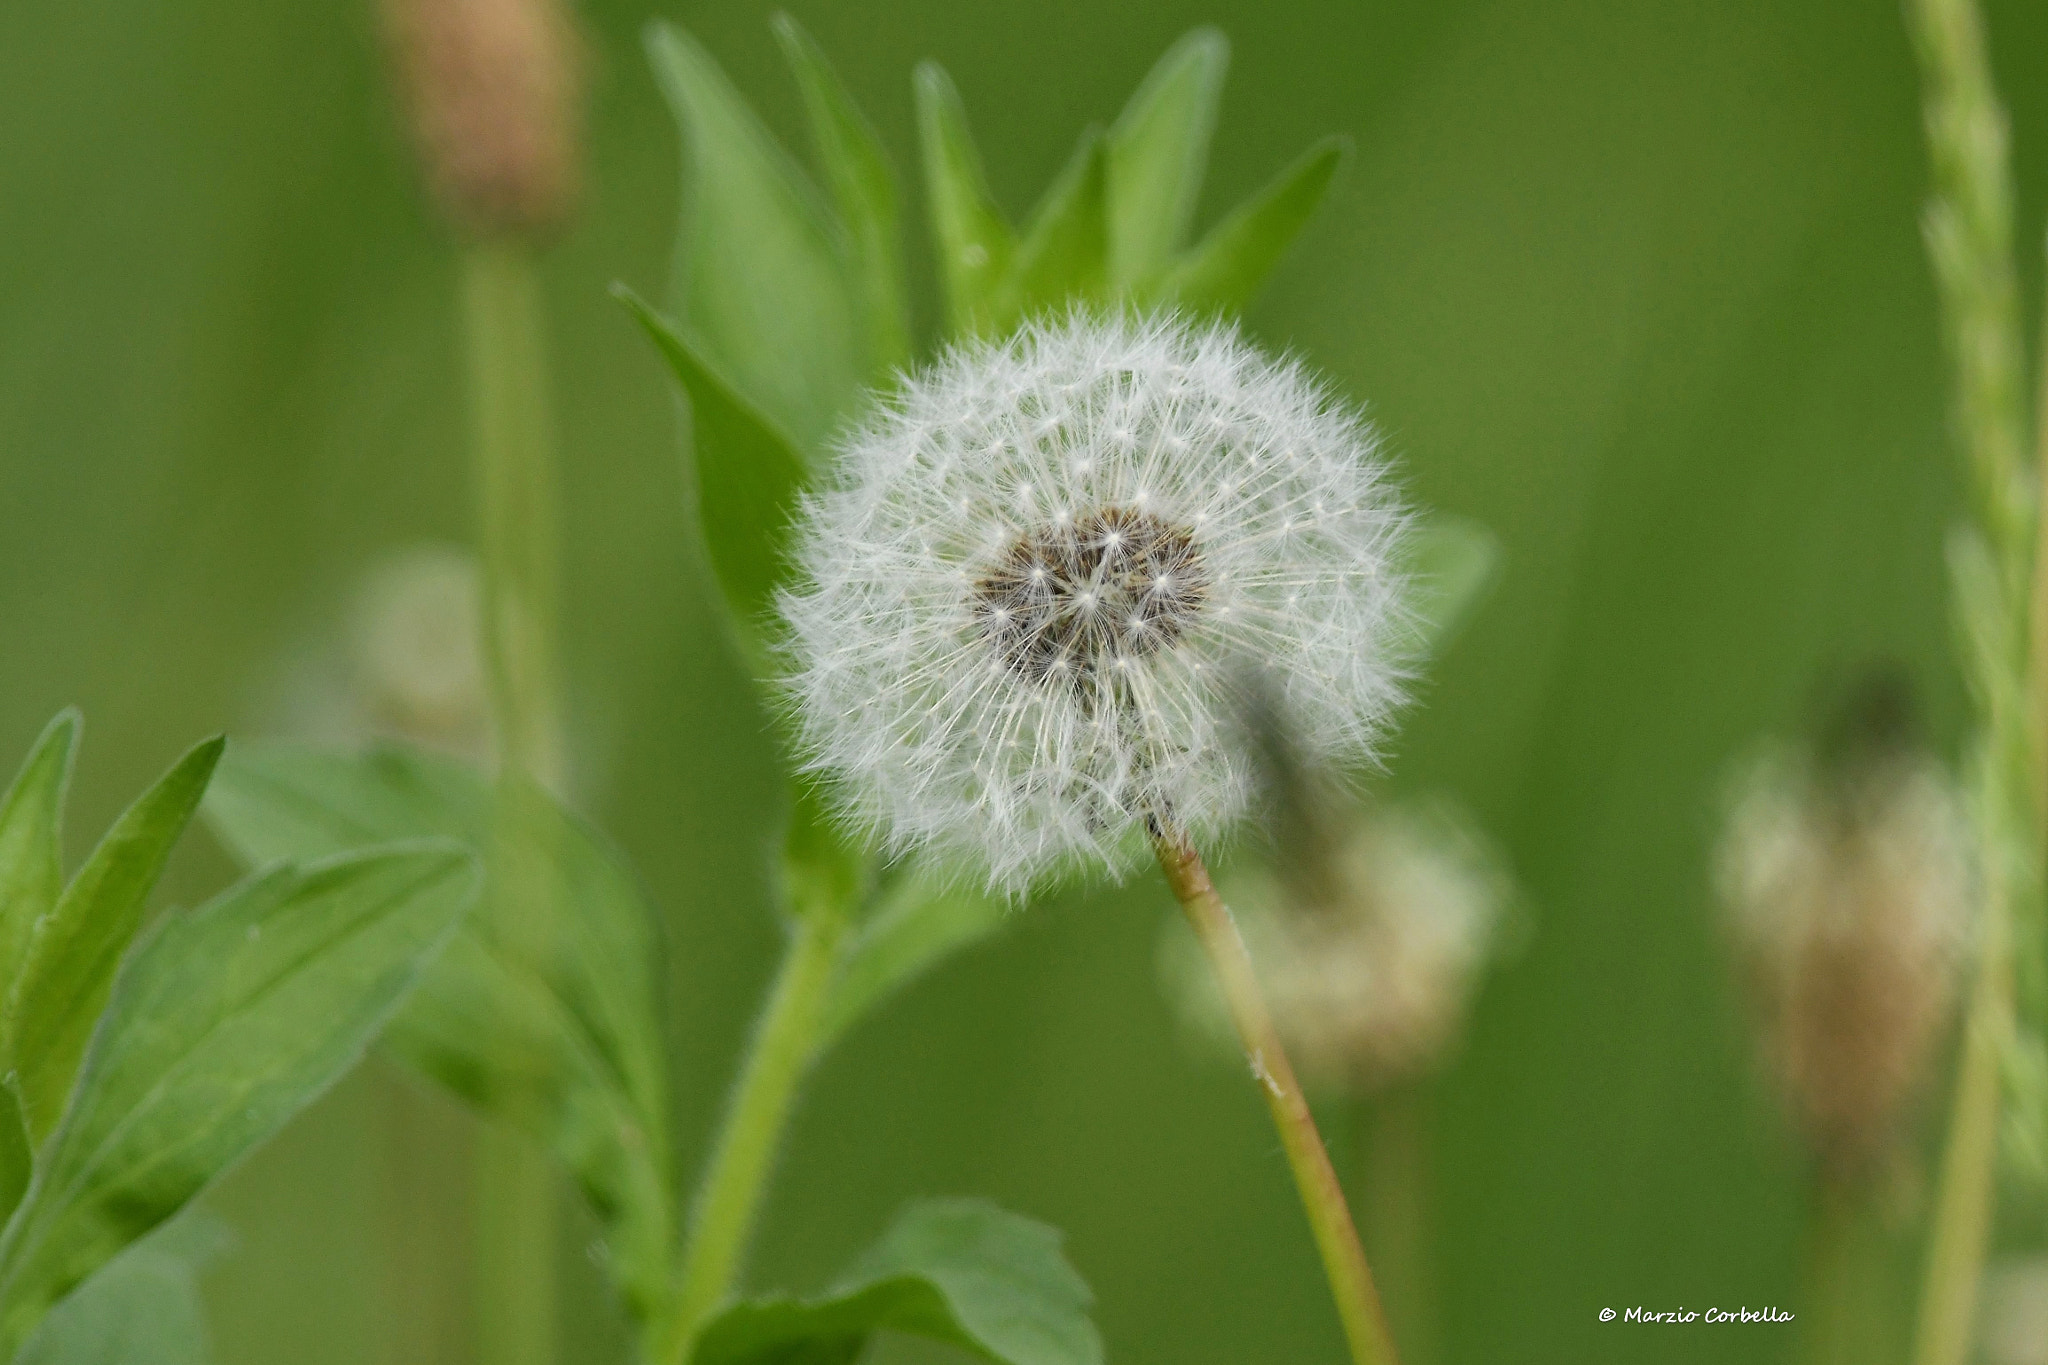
0 715 77 1221
1157 136 1348 312
0 845 476 1355
201 743 674 1321
6 735 223 1145
989 131 1110 330
0 713 77 1012
1404 515 1502 657
0 1091 28 1236
616 285 807 650
915 62 1015 336
1106 29 1229 290
15 1213 228 1365
819 872 1007 1049
691 1199 1102 1365
647 21 863 454
773 14 910 378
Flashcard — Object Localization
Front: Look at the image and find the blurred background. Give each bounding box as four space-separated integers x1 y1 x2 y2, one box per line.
6 0 2047 1361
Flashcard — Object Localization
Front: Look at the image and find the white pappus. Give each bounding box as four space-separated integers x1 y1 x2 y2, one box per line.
779 312 1412 892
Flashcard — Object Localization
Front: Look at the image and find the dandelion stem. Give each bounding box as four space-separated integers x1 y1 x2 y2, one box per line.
462 240 567 1365
1151 821 1401 1365
1905 0 2038 1360
657 900 849 1364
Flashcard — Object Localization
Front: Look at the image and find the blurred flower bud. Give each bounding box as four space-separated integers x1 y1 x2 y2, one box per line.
1162 800 1508 1096
380 0 582 239
347 545 491 757
1716 671 1972 1176
1980 1256 2048 1365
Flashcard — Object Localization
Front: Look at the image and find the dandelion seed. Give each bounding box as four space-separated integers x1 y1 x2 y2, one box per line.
779 312 1409 891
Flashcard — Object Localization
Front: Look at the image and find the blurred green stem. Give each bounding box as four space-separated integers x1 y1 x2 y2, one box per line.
1915 903 2013 1365
1151 822 1401 1365
657 900 850 1364
1801 1171 1888 1365
1358 1087 1433 1365
1906 0 2036 1362
462 242 568 1365
464 244 567 789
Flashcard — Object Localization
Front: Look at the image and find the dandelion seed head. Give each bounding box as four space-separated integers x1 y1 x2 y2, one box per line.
779 312 1410 890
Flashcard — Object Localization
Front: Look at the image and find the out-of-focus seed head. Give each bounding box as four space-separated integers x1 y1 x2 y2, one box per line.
1162 801 1507 1095
349 545 491 756
380 0 582 239
260 544 492 760
1716 670 1972 1176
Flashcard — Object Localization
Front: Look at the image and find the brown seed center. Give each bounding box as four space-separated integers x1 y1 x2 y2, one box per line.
972 506 1209 685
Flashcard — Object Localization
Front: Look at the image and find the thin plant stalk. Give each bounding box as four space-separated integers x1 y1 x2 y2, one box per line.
1799 1175 1858 1365
1357 1087 1433 1365
1914 901 2013 1365
462 240 569 1365
656 900 850 1364
1151 821 1401 1365
1906 0 2039 1361
2033 231 2048 819
1800 1169 1897 1365
375 1063 472 1365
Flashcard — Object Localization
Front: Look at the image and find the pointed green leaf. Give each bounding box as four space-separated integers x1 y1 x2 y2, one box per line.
0 1090 28 1234
648 21 863 453
0 713 77 1015
202 743 673 1321
1404 515 1502 657
0 846 476 1355
617 284 807 650
774 14 910 377
915 62 1015 335
15 1213 228 1365
692 1199 1102 1365
1106 29 1229 289
6 735 223 1144
989 131 1109 330
819 873 1007 1048
1158 136 1348 312
0 716 80 1229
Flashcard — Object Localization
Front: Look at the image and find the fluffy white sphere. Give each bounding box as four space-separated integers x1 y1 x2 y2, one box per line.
779 312 1410 891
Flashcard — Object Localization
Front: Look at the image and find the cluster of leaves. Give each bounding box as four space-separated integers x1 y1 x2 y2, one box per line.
201 736 1095 1365
0 714 477 1363
0 713 1090 1365
616 19 1348 659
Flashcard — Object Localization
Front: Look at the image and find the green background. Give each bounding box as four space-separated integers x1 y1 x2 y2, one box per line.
4 0 2041 1361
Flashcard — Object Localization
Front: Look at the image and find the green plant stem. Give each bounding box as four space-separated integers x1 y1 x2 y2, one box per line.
657 903 850 1364
461 241 568 1365
464 244 567 790
375 1063 469 1365
1800 1169 1891 1365
1151 822 1401 1365
1357 1086 1433 1365
1914 904 2013 1365
1906 0 2037 1361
